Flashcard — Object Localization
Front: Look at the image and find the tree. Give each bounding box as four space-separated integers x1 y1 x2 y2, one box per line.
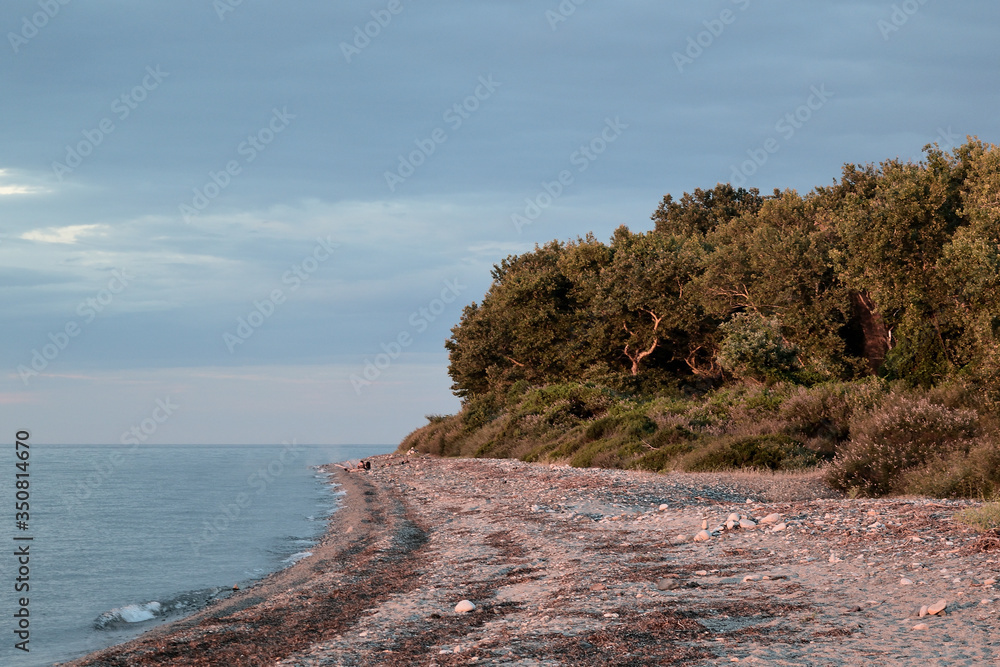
595 226 712 377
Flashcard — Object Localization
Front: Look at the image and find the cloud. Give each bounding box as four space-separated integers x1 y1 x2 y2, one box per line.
0 168 48 196
20 224 109 244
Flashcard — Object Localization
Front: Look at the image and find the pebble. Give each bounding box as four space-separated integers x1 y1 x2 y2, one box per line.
454 600 476 613
759 513 783 525
656 578 681 591
727 513 742 522
694 530 712 542
772 523 787 532
919 605 928 617
900 578 914 585
739 519 757 529
927 599 947 615
658 504 669 511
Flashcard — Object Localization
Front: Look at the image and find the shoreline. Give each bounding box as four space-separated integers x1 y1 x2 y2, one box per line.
66 455 999 665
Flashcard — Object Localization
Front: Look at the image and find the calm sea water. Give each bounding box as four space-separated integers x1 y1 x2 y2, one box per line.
0 444 394 667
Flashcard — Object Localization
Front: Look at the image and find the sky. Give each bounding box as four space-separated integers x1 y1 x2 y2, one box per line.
1 0 998 445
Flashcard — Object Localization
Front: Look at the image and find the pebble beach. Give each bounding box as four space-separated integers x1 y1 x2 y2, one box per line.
67 454 1000 666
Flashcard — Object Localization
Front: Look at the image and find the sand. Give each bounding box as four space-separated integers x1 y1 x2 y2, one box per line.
65 455 1000 666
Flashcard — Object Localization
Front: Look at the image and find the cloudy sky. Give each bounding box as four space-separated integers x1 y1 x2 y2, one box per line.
1 1 997 445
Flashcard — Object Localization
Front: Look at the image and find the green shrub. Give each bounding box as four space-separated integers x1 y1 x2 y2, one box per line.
633 441 697 471
899 438 1000 499
956 503 1000 531
462 393 502 431
686 434 817 471
825 396 979 496
717 313 802 382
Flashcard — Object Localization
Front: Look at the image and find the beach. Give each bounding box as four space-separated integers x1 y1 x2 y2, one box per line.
66 454 999 666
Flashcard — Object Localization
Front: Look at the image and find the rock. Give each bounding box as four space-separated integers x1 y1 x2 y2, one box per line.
702 519 709 530
829 554 843 563
590 583 607 591
900 578 914 585
658 504 669 511
742 575 761 583
670 535 689 545
454 600 476 613
740 519 757 529
844 605 862 613
726 520 738 530
759 513 783 525
694 530 712 542
772 523 787 532
984 578 997 586
912 623 929 630
656 578 681 591
695 570 709 576
927 599 947 615
919 605 928 617
727 513 742 523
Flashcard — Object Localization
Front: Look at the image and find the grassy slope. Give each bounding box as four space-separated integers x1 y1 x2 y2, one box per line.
400 379 1000 499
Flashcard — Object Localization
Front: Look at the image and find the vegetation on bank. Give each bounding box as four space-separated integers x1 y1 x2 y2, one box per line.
400 139 1000 499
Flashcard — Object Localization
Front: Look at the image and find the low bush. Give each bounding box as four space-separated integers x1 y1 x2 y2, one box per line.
825 396 979 496
685 434 817 472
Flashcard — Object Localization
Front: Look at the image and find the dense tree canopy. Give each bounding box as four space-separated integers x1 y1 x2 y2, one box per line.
446 139 1000 401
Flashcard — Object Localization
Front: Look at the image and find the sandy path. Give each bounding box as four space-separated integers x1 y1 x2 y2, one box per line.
66 455 1000 666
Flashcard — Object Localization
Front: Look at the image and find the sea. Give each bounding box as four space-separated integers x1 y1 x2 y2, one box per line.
0 443 395 667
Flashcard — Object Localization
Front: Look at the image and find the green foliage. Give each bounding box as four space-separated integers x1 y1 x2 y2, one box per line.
956 502 1000 531
825 395 979 496
686 434 817 472
717 313 802 382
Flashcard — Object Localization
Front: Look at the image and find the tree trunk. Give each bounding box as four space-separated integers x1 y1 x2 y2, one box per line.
850 291 891 373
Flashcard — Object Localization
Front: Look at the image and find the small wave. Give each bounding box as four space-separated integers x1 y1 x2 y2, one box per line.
94 601 162 629
94 587 236 630
282 551 312 564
